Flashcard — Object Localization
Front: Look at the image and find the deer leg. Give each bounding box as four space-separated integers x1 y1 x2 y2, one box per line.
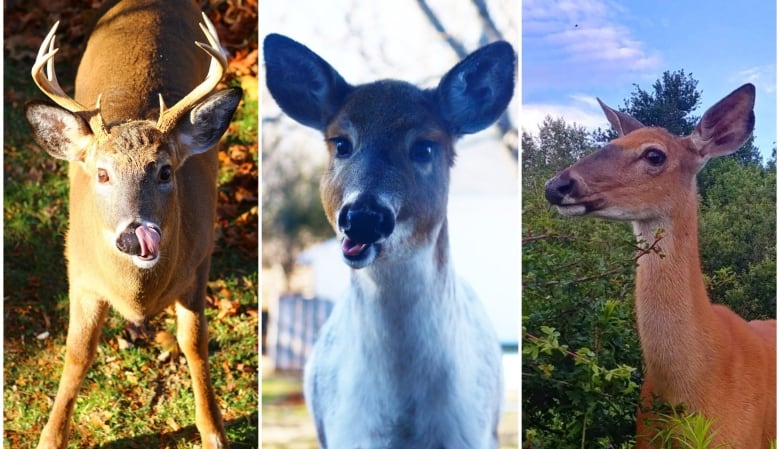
175 283 227 449
37 294 108 449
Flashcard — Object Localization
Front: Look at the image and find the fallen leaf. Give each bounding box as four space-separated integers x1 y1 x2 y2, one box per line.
218 298 240 319
154 331 179 353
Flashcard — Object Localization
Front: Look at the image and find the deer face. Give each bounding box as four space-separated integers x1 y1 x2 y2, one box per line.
544 84 756 224
319 81 454 268
90 123 181 268
544 128 698 222
24 15 241 270
264 33 516 269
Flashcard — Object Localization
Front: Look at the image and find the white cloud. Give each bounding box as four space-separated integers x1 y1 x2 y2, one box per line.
730 65 776 94
522 0 661 88
520 95 609 135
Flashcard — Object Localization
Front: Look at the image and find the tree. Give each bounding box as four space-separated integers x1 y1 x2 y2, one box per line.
621 69 701 136
522 116 593 189
260 120 333 282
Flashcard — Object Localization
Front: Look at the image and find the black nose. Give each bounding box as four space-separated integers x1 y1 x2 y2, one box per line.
338 196 395 244
544 173 576 205
116 224 142 256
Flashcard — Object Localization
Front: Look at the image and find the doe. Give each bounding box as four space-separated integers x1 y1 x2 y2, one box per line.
545 84 776 448
24 1 241 448
264 34 515 448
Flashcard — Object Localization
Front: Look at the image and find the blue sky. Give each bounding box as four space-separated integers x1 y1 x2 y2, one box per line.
522 0 777 160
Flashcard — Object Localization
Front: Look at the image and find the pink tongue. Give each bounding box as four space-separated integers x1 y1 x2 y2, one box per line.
135 225 160 259
341 238 367 257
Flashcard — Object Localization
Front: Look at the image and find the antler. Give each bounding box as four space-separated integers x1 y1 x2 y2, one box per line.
32 21 107 137
156 12 228 133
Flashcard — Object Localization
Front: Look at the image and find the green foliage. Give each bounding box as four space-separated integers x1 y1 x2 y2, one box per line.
648 409 726 449
698 157 776 319
621 69 701 136
522 119 641 447
522 159 642 447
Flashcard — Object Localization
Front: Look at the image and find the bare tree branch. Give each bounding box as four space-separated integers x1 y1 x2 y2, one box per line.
471 0 504 43
415 0 468 58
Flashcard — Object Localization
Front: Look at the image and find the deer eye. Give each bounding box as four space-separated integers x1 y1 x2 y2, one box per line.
159 165 172 183
410 140 436 164
328 137 353 159
97 168 110 184
642 148 667 166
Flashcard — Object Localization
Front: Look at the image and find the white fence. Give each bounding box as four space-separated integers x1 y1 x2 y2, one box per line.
267 294 333 372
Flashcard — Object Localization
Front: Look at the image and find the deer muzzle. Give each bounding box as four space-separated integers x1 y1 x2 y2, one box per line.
116 222 162 268
337 195 395 269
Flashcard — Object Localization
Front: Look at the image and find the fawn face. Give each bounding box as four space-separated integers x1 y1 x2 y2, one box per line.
264 33 516 268
319 81 454 268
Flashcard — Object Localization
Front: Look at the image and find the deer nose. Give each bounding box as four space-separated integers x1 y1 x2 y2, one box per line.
338 196 395 245
544 173 576 205
116 222 161 259
116 227 142 255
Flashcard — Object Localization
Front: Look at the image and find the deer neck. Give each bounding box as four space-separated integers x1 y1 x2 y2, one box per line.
355 219 453 299
347 219 455 344
631 201 719 401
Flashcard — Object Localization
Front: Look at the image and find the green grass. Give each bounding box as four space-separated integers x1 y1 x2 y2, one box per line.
3 39 259 449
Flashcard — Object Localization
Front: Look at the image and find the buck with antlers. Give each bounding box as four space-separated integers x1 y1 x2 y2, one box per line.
544 84 776 448
24 1 241 448
264 34 515 448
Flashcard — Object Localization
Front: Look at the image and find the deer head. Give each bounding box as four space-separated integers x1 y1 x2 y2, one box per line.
264 34 515 269
544 84 755 225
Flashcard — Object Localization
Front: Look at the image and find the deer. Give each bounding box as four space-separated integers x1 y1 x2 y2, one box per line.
23 1 242 448
263 33 515 448
544 83 776 448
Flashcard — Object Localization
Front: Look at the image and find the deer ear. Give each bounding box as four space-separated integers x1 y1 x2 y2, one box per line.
25 101 93 161
176 87 242 158
690 83 755 159
597 98 644 136
264 33 353 132
436 41 516 136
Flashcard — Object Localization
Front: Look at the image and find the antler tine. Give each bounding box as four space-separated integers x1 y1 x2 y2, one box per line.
157 12 228 133
31 21 91 113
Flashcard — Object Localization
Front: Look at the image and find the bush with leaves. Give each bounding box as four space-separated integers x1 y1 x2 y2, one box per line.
523 122 642 447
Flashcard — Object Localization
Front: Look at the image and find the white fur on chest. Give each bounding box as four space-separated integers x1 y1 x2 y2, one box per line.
304 252 502 449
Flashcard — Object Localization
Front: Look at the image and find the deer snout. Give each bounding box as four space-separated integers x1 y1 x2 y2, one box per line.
336 196 395 268
116 222 162 267
338 196 395 245
544 172 576 205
